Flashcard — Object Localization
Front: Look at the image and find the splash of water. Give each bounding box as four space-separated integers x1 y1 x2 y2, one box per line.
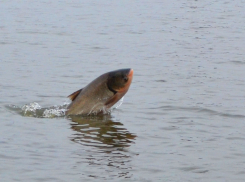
21 102 42 117
42 106 68 118
113 96 124 109
7 97 124 118
7 102 69 118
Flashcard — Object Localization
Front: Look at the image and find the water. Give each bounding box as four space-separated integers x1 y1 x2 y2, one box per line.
1 0 245 181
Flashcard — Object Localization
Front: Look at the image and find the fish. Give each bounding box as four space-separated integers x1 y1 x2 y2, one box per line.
66 68 133 116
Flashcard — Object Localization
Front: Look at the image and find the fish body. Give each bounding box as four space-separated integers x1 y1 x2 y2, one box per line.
66 68 133 115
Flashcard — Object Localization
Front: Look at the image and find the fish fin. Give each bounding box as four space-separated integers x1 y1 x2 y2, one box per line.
105 93 121 108
68 88 83 101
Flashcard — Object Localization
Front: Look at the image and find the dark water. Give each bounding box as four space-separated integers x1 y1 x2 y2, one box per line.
1 0 245 181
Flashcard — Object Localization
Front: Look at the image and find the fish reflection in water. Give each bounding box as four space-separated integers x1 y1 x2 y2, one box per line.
68 115 137 179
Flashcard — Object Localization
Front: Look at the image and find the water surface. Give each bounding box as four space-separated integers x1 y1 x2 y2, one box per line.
1 0 245 181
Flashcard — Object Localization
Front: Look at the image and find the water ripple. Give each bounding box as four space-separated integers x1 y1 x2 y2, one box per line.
148 105 245 118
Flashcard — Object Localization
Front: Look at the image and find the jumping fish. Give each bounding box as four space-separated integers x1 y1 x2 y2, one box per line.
66 68 133 115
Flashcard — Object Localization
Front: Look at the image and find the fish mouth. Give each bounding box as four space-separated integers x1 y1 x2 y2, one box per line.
128 69 134 79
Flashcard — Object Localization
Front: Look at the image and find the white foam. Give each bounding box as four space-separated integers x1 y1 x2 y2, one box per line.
21 102 42 117
21 102 68 118
43 108 67 118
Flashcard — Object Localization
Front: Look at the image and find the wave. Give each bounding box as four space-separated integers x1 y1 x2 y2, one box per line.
6 102 69 118
6 97 124 118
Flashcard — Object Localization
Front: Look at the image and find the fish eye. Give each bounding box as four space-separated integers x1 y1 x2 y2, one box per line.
124 77 128 82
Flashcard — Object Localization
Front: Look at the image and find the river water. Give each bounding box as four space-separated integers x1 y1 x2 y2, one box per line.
1 0 245 181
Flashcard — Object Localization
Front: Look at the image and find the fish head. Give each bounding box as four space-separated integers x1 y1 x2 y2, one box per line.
107 68 133 94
